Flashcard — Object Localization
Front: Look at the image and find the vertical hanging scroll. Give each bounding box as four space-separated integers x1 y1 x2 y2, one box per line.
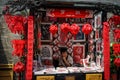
103 22 110 80
26 16 34 80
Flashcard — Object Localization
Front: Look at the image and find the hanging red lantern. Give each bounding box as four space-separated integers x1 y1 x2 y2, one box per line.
82 23 92 35
70 23 80 35
49 24 58 35
60 23 70 33
114 58 120 67
110 15 120 26
13 61 25 73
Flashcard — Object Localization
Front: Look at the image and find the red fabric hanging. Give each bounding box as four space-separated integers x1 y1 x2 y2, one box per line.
12 40 26 57
103 22 110 80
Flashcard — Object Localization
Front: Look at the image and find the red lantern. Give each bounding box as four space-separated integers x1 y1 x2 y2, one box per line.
13 61 25 73
60 23 70 33
82 24 92 35
49 24 58 35
70 23 80 35
114 58 120 67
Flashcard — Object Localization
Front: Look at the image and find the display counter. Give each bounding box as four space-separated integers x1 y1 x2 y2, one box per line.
34 67 104 80
34 72 103 80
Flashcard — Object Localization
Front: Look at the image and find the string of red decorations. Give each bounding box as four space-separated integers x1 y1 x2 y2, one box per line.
103 22 110 80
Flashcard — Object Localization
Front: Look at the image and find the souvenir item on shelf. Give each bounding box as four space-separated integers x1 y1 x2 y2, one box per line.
56 67 69 74
67 67 80 73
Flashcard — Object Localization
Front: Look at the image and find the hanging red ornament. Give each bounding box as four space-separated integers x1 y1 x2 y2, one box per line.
12 40 26 57
114 58 120 67
110 15 120 26
13 61 25 73
60 23 70 33
49 24 58 35
70 23 80 35
4 15 27 34
82 23 92 35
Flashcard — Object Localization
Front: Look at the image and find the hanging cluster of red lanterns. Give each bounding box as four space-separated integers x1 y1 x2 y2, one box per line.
49 23 92 35
4 14 27 74
4 14 27 34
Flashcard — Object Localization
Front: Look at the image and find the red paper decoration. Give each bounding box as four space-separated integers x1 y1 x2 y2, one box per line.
4 14 27 34
49 24 58 35
60 23 70 33
70 23 80 35
82 23 92 35
13 61 25 73
114 58 120 67
12 40 26 57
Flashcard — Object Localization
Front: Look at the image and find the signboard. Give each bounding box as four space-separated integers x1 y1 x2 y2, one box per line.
47 9 93 18
86 74 102 80
36 76 55 80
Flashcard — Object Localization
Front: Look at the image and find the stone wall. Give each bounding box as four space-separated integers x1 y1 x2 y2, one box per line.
0 16 19 64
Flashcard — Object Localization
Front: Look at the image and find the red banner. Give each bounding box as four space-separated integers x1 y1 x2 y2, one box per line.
26 16 34 80
47 9 93 18
103 22 110 80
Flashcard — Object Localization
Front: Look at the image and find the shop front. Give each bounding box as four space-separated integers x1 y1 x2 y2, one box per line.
2 0 120 80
